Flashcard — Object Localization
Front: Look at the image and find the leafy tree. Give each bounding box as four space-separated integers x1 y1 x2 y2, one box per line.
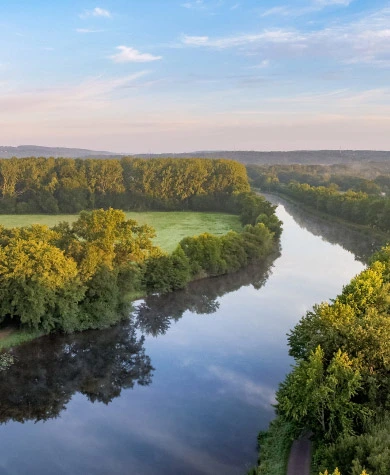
277 346 369 440
0 234 84 332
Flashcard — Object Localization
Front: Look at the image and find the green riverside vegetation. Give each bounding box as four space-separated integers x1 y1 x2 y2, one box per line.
253 246 390 475
247 163 390 233
0 157 282 349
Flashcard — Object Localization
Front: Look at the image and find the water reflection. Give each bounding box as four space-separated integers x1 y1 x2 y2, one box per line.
1 322 153 424
265 194 387 263
0 250 279 425
134 249 280 337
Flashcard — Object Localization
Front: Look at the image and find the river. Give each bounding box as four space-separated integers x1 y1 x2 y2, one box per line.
0 201 385 475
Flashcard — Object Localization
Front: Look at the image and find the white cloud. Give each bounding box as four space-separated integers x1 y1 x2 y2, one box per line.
111 46 162 63
182 7 390 66
80 7 111 18
230 3 240 10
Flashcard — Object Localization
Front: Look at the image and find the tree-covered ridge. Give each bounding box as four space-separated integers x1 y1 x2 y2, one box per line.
254 247 390 475
0 157 249 213
247 163 390 195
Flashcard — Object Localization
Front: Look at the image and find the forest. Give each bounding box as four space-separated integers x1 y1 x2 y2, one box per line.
0 157 249 213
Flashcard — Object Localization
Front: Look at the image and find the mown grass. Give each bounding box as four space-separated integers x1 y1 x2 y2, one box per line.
0 211 242 252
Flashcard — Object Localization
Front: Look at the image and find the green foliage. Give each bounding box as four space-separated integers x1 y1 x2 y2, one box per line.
318 413 390 475
0 233 84 332
254 418 296 475
179 233 227 277
75 266 125 332
272 180 390 232
143 246 191 294
0 156 250 213
277 346 367 440
178 222 274 279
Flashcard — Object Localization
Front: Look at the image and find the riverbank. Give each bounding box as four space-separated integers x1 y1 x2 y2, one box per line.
261 189 390 243
0 194 281 350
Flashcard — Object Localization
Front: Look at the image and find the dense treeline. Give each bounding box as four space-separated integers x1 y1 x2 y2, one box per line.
0 191 281 335
247 164 390 195
0 157 249 213
253 246 390 475
247 163 390 233
282 183 390 232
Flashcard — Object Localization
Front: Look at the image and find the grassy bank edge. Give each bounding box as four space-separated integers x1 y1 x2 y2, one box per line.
248 418 296 475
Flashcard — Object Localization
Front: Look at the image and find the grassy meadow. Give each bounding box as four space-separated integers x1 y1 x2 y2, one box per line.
0 211 242 252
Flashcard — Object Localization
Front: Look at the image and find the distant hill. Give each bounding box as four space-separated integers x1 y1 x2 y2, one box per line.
0 145 121 159
1 146 390 165
134 150 390 165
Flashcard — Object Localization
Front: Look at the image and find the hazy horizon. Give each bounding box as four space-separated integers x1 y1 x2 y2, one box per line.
2 1 390 152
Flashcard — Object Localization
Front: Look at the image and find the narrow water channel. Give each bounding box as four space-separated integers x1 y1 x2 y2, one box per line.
0 203 381 475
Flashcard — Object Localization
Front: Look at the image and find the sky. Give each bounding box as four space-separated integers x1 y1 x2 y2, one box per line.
1 0 390 153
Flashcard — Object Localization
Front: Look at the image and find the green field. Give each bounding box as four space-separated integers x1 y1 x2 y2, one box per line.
0 212 242 252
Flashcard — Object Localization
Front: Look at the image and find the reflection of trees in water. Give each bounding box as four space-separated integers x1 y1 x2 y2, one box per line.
134 248 280 337
1 321 153 424
265 194 387 263
1 247 280 424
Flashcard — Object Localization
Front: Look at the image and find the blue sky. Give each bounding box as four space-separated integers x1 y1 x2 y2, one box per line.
1 0 390 152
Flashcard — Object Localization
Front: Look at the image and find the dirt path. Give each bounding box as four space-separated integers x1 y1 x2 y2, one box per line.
287 433 312 475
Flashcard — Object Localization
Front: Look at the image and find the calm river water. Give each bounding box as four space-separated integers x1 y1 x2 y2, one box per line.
0 201 385 475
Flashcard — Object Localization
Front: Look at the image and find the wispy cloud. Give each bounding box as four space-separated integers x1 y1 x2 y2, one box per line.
181 0 223 12
182 8 390 66
76 28 104 34
111 46 162 63
315 0 352 5
0 72 151 116
80 7 111 18
230 3 240 10
207 365 276 409
181 0 205 9
183 30 303 48
261 6 290 17
261 0 353 17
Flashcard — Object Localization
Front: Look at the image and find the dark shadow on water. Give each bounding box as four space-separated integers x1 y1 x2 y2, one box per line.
0 321 153 424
